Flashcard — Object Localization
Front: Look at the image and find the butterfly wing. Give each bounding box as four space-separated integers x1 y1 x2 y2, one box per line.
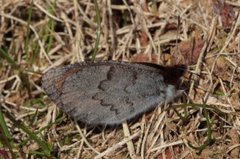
42 61 180 125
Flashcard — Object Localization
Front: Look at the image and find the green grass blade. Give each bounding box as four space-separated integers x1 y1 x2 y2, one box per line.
0 105 16 159
0 48 18 69
3 110 52 157
0 107 12 139
91 0 101 60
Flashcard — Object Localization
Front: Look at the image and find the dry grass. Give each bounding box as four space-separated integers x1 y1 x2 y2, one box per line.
0 0 240 158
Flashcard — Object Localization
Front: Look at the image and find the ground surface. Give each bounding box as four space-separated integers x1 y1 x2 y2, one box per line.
0 0 240 158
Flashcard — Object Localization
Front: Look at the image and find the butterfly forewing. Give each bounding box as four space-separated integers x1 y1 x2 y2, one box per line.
42 61 181 125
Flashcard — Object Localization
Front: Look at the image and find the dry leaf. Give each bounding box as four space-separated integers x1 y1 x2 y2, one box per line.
206 56 229 80
158 146 181 159
212 0 235 29
172 34 204 65
130 53 159 64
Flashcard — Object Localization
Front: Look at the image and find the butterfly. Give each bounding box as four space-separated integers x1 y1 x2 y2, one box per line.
42 61 185 125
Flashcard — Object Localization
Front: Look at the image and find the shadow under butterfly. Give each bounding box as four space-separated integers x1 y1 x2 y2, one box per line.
42 61 186 126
